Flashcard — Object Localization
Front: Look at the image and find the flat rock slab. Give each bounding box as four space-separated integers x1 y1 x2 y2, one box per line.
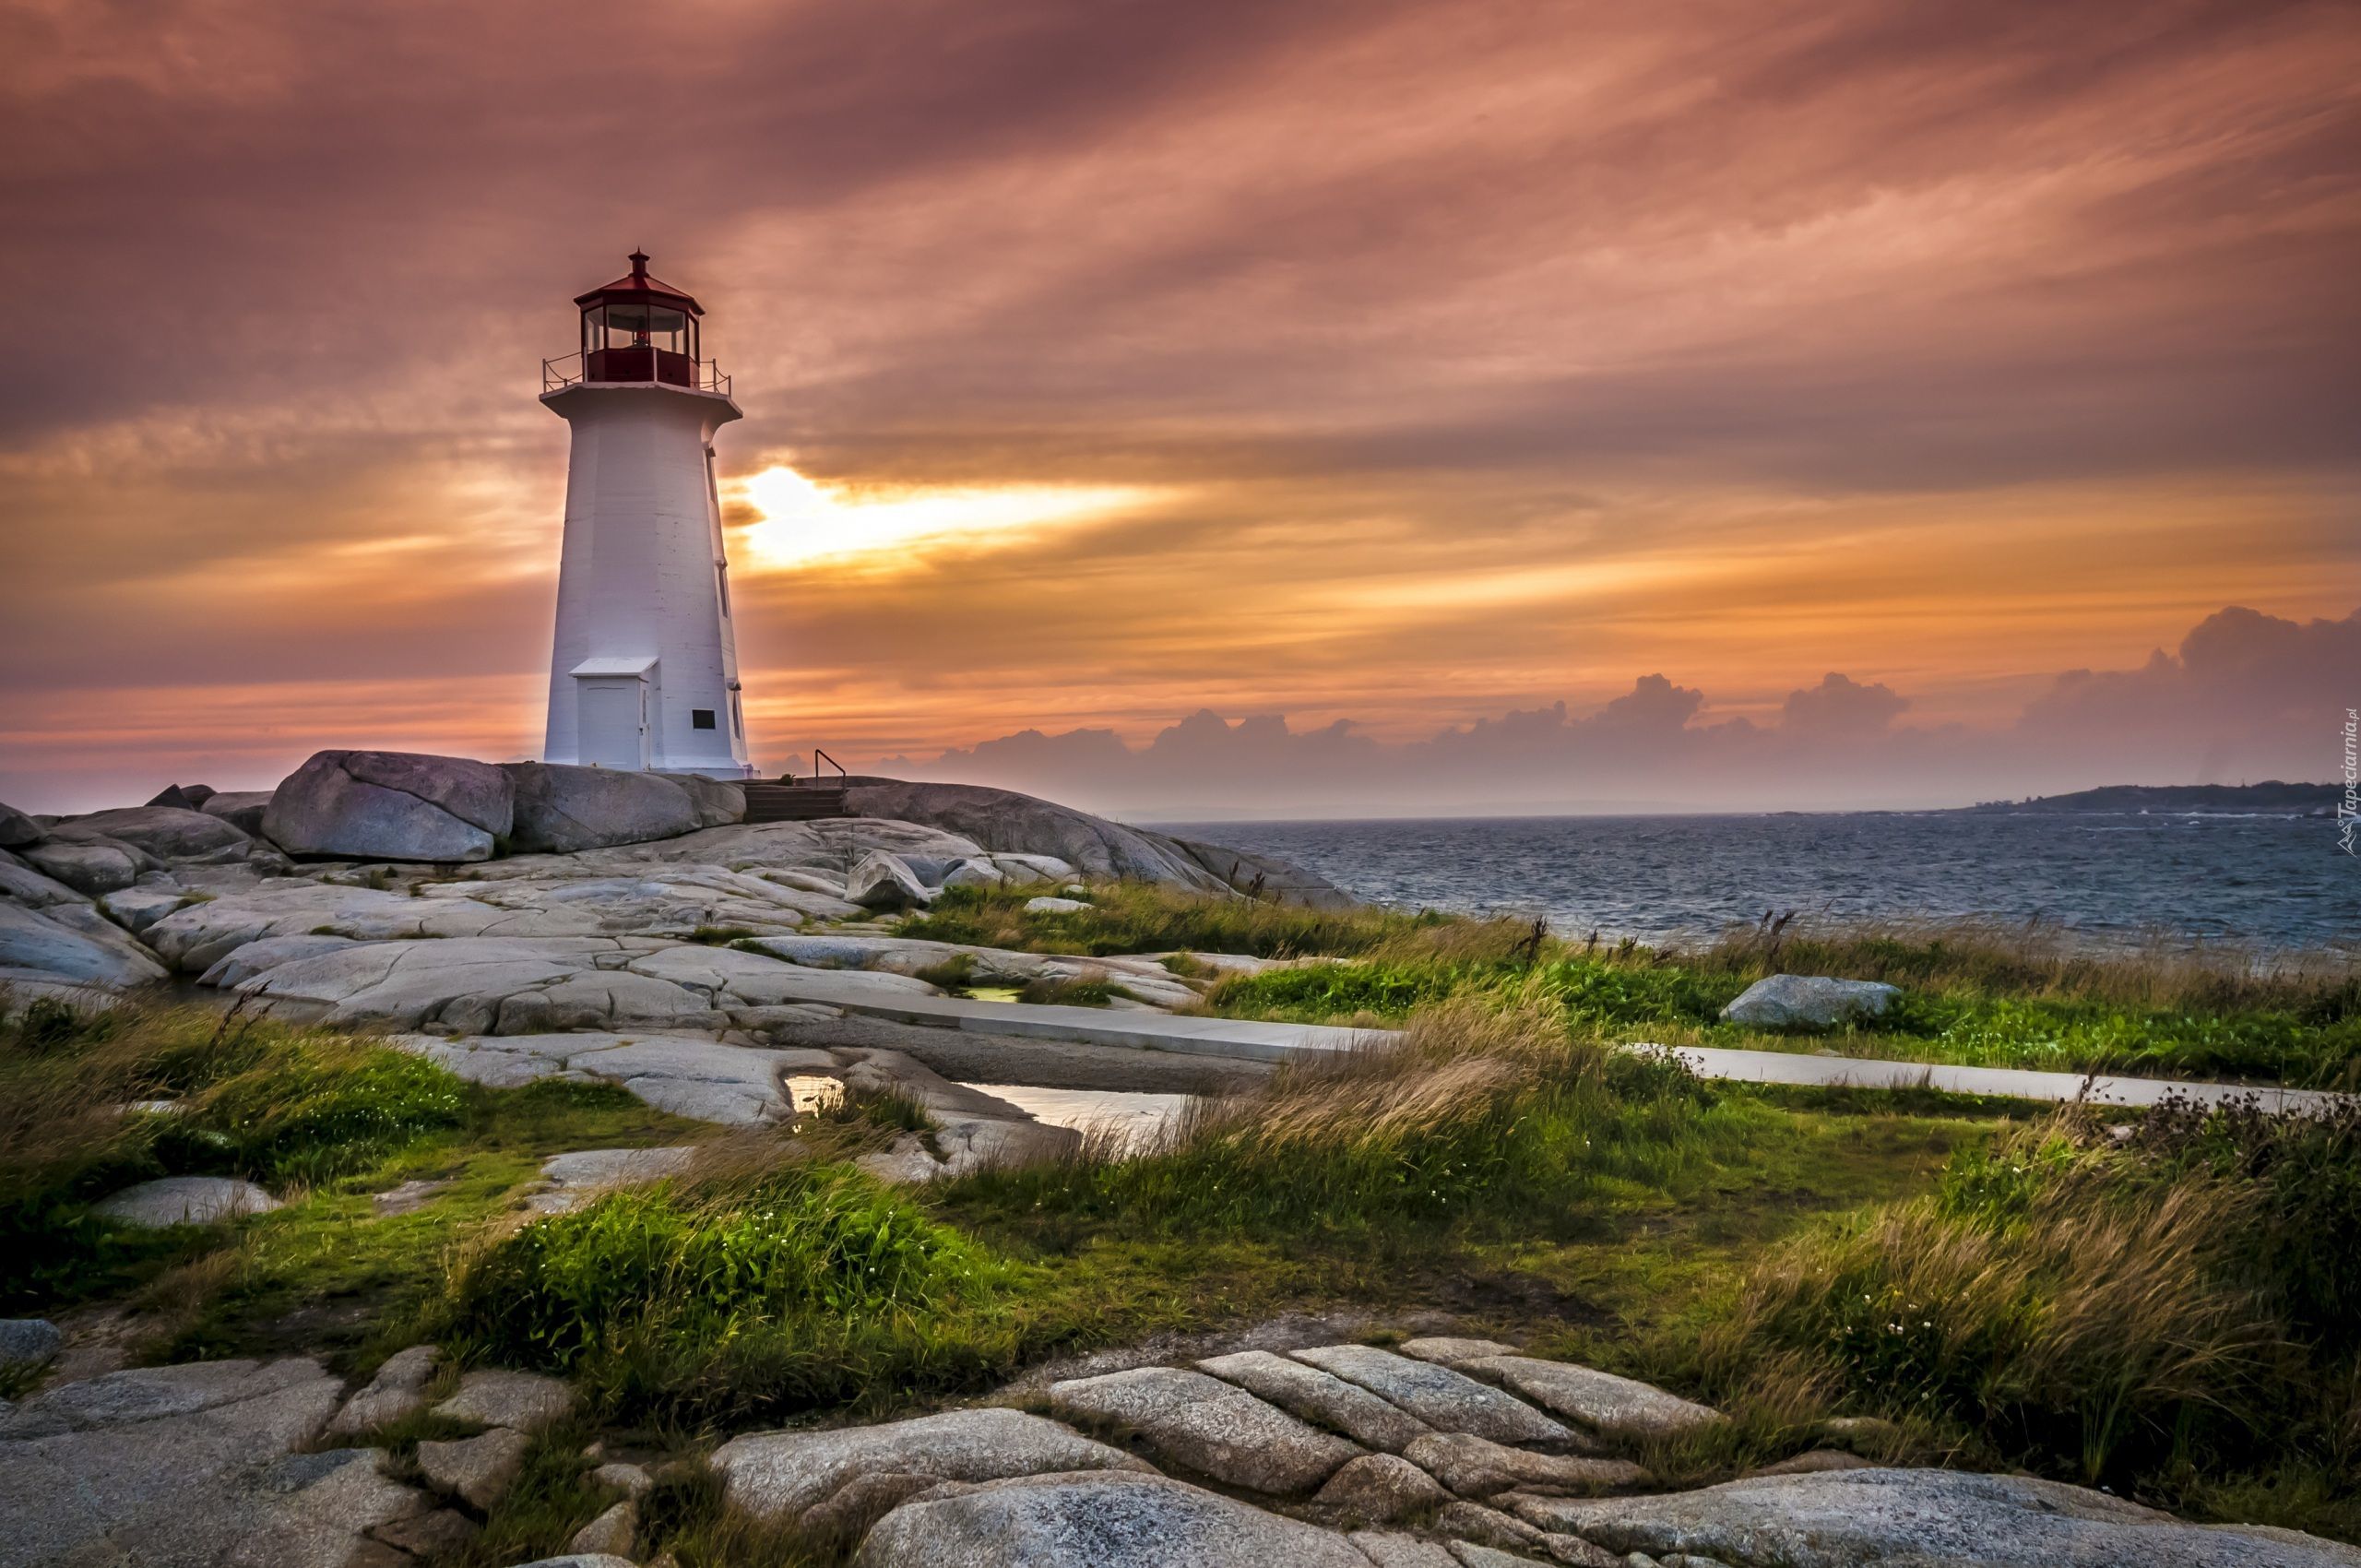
432 1368 575 1432
1405 1432 1645 1498
715 1408 1156 1524
93 1176 280 1228
1197 1348 1434 1453
0 1357 428 1568
853 1469 1375 1568
1289 1345 1571 1445
1396 1337 1522 1368
1049 1366 1362 1495
1463 1356 1724 1442
1513 1467 2361 1568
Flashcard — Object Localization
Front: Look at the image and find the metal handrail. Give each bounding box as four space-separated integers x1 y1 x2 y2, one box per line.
812 748 847 783
541 350 730 397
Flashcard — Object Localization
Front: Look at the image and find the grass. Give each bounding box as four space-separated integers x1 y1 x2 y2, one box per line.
6 955 2354 1552
1198 916 2361 1088
1691 1093 2361 1540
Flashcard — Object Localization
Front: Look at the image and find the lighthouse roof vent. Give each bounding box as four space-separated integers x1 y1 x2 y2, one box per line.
574 249 705 316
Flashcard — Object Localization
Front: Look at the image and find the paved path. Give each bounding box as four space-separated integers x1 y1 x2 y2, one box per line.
803 983 2346 1113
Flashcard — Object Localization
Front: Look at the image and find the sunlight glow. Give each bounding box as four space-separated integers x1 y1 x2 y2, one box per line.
735 465 1156 569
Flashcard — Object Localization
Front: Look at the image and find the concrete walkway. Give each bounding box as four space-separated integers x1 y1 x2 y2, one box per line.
803 983 2347 1114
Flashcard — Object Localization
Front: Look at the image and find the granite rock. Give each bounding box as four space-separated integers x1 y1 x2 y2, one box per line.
1289 1345 1572 1445
1048 1365 1362 1495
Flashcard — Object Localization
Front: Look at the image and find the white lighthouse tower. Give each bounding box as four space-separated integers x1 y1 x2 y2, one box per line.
539 252 755 778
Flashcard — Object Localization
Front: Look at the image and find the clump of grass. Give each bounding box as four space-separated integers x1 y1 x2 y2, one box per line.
1016 974 1117 1007
953 991 1714 1239
912 952 977 993
1703 1096 2361 1538
436 1148 1025 1426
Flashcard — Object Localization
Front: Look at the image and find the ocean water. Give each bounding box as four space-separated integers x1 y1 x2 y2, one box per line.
1158 813 2358 954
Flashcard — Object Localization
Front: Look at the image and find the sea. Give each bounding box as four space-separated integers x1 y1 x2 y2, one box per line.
1156 812 2359 955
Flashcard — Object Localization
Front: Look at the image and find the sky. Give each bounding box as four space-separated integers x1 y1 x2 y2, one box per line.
1 0 2355 817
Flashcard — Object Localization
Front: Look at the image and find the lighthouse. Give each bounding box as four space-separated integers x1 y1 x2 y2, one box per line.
539 252 755 778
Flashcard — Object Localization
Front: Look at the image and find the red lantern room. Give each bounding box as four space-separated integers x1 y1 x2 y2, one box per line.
569 250 709 389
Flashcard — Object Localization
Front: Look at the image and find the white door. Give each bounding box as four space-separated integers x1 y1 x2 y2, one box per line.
577 681 645 768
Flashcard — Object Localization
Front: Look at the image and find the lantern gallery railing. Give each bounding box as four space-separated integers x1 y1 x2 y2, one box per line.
542 350 731 398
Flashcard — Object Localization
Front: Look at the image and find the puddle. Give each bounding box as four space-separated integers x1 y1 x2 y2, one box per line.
958 1083 1194 1153
783 1075 846 1115
966 986 1024 1004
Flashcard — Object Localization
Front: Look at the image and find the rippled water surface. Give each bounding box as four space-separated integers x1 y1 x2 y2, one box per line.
1159 813 2357 952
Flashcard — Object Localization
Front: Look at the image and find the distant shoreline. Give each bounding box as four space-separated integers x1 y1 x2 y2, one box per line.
1955 781 2338 816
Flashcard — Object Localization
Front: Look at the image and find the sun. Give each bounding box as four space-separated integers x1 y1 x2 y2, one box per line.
734 464 1155 570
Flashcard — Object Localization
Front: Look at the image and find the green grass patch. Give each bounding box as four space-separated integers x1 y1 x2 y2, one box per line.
1204 930 2359 1087
437 1156 1027 1427
1699 1094 2361 1540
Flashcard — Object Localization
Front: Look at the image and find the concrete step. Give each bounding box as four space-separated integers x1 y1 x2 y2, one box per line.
743 783 850 823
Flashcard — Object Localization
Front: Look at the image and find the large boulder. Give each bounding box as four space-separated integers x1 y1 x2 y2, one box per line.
0 898 170 990
846 850 932 910
146 784 217 809
503 763 707 853
1511 1466 2361 1567
55 806 250 862
0 801 41 849
1720 974 1901 1030
653 771 748 828
840 780 1353 906
200 791 275 836
18 837 150 895
263 750 514 862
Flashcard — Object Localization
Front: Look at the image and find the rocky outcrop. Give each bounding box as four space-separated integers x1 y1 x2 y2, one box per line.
263 750 515 862
0 897 171 992
0 1358 430 1568
847 849 932 910
503 762 730 854
53 806 251 862
201 791 275 836
841 779 1354 906
1512 1466 2361 1567
431 1368 575 1432
18 837 151 895
1720 973 1901 1030
0 801 42 849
